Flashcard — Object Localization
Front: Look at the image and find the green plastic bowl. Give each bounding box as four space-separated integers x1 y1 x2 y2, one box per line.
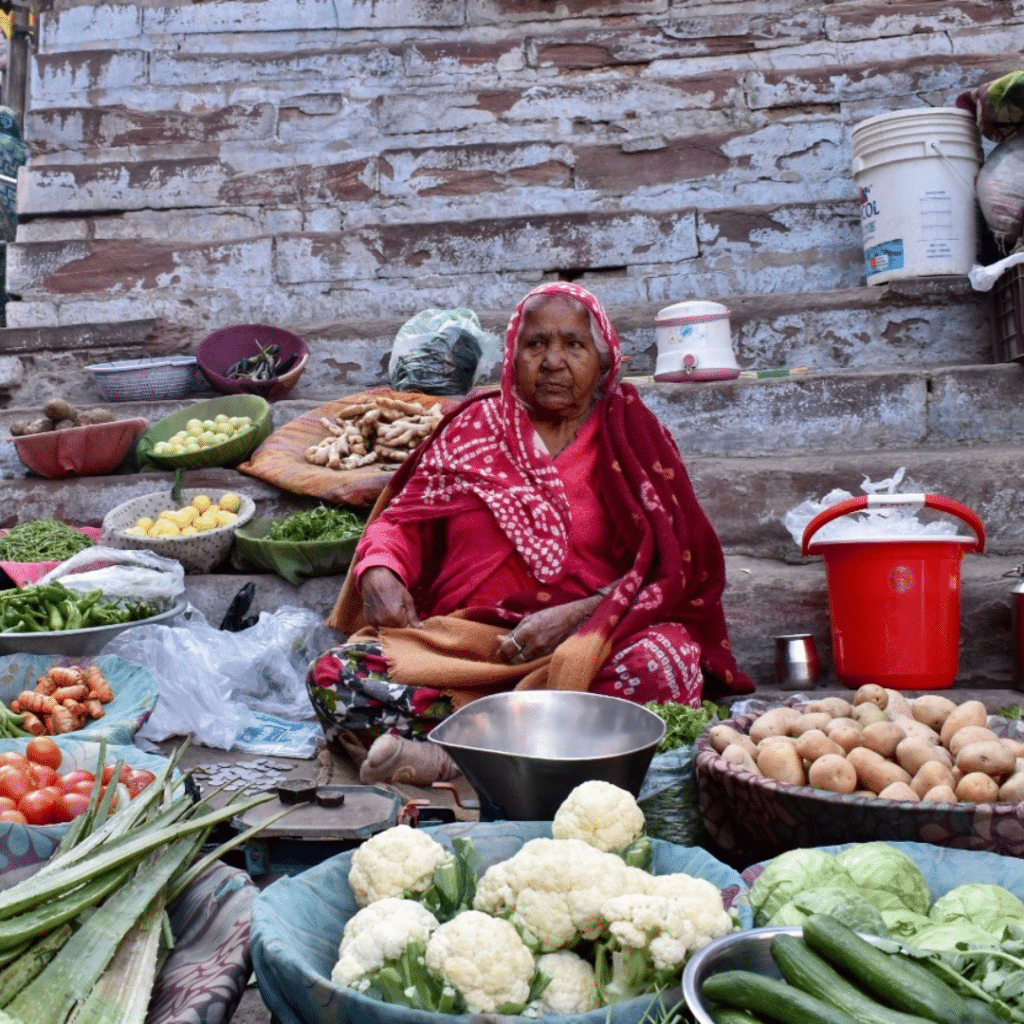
232 518 361 585
136 395 272 470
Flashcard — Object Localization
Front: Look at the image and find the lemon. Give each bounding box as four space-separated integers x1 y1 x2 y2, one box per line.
123 526 148 537
186 422 204 438
198 431 218 446
153 441 172 455
215 413 230 424
135 516 155 531
194 511 220 532
218 492 242 513
180 525 198 536
183 437 200 451
192 494 212 512
215 509 239 527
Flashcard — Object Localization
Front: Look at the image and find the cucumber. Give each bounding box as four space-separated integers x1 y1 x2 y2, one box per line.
711 1010 767 1024
770 933 935 1024
701 969 860 1024
801 915 976 1024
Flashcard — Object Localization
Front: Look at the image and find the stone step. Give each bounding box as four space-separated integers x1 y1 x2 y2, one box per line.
0 278 1002 409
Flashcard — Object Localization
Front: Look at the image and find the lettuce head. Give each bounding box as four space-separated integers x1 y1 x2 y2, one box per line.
879 907 933 941
835 842 931 914
769 883 890 937
910 920 998 952
749 848 848 925
929 883 1024 934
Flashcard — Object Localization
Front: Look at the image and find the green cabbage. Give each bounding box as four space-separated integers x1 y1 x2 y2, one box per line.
910 920 998 952
769 883 890 937
749 848 849 925
879 907 933 940
929 883 1024 934
834 842 931 914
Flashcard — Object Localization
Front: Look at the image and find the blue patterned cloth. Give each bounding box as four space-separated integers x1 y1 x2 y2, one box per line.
0 106 27 241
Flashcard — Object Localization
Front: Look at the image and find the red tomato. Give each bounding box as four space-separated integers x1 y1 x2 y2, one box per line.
58 770 96 794
0 796 16 812
18 788 59 825
25 737 62 771
101 764 133 786
124 768 156 798
28 765 59 790
71 780 96 798
53 792 90 823
0 809 27 824
0 752 28 772
0 771 32 803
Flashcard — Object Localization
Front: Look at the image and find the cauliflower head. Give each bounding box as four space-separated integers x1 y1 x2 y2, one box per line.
473 836 651 951
643 872 734 952
331 897 440 987
348 824 448 907
551 780 645 854
424 909 537 1013
534 951 601 1015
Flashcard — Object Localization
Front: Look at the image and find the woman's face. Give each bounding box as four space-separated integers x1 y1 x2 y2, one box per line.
514 297 604 423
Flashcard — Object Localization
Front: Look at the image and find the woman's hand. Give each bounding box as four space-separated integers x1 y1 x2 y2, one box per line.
360 567 422 629
499 591 605 664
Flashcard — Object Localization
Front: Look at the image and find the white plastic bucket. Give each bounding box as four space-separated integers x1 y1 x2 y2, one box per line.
851 107 983 285
653 300 739 382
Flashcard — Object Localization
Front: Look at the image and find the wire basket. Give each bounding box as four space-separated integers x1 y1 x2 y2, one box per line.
85 357 200 402
101 488 256 574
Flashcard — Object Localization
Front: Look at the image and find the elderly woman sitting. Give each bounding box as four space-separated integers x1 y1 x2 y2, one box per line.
307 282 753 784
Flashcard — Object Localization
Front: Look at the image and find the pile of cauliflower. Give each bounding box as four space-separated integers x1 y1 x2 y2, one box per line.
330 779 737 1017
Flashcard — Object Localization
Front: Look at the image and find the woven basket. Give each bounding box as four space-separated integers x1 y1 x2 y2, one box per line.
85 357 200 402
101 488 256 574
197 325 310 401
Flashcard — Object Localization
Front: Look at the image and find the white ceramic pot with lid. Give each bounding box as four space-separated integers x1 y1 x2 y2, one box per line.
653 300 740 382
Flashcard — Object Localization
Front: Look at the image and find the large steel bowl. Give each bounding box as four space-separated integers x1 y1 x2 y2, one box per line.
427 690 665 820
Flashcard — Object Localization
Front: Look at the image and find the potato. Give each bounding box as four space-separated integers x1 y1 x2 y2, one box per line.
956 740 1017 779
910 759 955 799
708 724 756 757
1002 738 1024 760
756 742 807 786
882 689 914 721
795 729 844 763
940 700 988 748
43 398 79 423
851 702 887 727
824 718 863 752
877 781 920 802
956 771 1000 803
789 712 833 737
911 694 958 732
888 715 940 746
804 697 852 719
853 683 888 708
921 784 958 803
857 720 906 759
947 725 1000 758
77 407 114 425
896 737 944 776
846 746 911 794
807 753 858 793
999 772 1024 803
721 743 760 774
749 707 803 744
757 735 798 751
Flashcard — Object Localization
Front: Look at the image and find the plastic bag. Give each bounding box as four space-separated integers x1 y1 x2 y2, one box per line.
37 546 186 607
103 604 343 755
388 307 501 395
782 468 959 546
976 131 1024 254
637 745 706 848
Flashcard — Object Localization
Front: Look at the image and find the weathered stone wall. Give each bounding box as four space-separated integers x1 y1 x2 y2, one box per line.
5 0 1021 349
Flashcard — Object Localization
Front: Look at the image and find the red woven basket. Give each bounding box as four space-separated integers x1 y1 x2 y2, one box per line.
197 324 310 401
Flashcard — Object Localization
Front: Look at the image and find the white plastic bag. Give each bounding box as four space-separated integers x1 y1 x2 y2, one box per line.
38 546 186 607
783 468 959 546
104 604 341 755
388 307 502 394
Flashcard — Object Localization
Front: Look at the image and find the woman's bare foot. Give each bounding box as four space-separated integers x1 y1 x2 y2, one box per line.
358 734 461 786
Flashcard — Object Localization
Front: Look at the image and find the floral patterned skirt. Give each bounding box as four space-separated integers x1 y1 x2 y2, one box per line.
306 640 452 754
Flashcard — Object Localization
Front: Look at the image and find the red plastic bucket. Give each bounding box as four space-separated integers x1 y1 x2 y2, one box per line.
801 494 985 690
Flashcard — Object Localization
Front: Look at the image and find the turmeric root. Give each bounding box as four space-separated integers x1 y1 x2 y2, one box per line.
85 665 114 703
15 691 57 716
44 705 78 735
20 712 46 736
48 666 85 688
51 684 89 703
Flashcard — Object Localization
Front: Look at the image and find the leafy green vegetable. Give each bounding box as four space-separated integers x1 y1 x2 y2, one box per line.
929 884 1024 933
750 848 849 925
644 699 727 752
266 505 366 543
836 842 932 915
880 907 934 940
769 883 890 936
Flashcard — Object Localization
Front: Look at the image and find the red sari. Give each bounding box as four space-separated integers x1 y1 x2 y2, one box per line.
324 281 753 708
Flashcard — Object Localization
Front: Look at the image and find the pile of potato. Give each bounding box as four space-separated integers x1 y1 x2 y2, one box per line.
9 399 116 435
709 684 1024 804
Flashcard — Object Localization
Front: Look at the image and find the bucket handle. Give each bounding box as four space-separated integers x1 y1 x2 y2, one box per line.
929 140 979 196
801 493 986 557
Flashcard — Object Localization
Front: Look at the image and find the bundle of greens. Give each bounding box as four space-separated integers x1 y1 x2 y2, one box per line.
266 505 365 543
0 521 95 563
644 699 727 753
